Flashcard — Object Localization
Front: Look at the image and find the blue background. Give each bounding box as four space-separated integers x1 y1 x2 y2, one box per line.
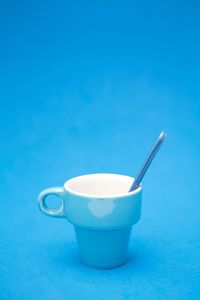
0 1 200 299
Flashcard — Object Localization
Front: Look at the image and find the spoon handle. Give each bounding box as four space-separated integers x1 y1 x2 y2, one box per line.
129 131 167 192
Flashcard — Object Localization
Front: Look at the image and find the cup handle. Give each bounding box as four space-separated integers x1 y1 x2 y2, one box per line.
38 187 65 218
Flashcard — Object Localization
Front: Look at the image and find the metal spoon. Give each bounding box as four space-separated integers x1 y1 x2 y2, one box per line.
129 131 167 192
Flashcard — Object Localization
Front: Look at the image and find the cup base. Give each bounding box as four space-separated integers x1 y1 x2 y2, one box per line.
74 226 132 269
79 256 128 270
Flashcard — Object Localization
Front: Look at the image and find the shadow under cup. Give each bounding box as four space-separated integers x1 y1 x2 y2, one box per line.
38 174 142 269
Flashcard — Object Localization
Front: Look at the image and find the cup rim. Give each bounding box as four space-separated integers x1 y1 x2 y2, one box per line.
64 173 142 199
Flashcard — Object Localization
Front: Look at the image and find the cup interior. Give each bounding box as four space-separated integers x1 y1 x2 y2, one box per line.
65 173 141 197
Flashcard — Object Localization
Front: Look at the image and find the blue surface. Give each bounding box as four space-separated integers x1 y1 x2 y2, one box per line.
0 0 200 299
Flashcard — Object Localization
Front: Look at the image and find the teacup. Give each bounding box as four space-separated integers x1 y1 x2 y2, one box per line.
38 173 142 269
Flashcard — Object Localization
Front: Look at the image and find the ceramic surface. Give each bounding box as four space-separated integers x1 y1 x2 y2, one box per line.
38 173 142 268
